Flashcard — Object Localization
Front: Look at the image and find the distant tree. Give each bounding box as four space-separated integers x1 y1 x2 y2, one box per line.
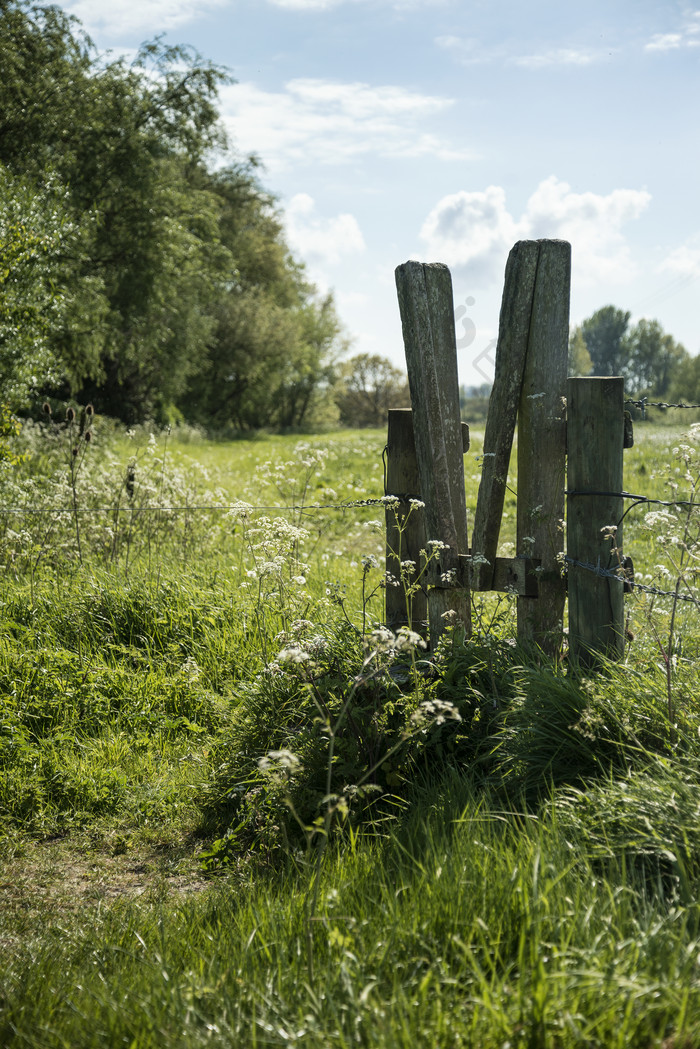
623 319 688 397
576 305 688 397
581 306 631 377
184 164 347 430
568 327 592 376
669 353 700 408
335 354 410 428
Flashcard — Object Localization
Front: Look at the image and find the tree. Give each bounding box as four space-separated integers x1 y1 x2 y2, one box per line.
0 0 344 430
334 354 410 428
670 354 700 408
622 319 688 397
576 305 689 398
183 164 346 431
0 165 107 408
1 2 231 419
568 327 592 376
580 306 631 377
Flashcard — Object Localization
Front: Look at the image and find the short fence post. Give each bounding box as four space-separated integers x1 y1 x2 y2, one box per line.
516 239 570 653
567 376 626 667
385 409 428 638
395 261 471 646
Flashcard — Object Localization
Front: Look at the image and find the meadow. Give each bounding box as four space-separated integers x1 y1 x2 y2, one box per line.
2 409 700 1047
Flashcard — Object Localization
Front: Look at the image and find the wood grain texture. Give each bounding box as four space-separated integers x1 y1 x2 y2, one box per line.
385 409 428 638
471 240 539 590
395 261 470 644
567 377 625 667
516 239 570 653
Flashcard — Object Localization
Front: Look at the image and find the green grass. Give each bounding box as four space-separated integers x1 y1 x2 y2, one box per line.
1 417 700 1047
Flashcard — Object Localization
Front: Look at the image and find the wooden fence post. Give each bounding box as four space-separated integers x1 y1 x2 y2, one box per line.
567 376 625 667
385 409 428 638
516 240 570 653
471 240 540 590
395 261 470 646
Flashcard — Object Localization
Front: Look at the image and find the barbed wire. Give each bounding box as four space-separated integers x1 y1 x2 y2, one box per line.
0 496 402 517
626 397 700 418
564 555 700 607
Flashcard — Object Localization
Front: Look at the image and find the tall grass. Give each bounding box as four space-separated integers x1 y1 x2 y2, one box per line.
1 413 700 1047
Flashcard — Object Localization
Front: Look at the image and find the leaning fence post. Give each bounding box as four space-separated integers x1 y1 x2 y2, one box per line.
395 261 471 646
385 409 428 639
472 240 540 591
516 239 570 654
567 376 626 667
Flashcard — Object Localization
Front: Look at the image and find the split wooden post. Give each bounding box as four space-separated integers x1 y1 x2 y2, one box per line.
516 240 570 653
567 377 626 667
395 261 470 646
385 409 428 638
471 240 540 590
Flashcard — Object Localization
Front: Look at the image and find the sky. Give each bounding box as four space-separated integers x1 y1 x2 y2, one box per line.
61 0 700 388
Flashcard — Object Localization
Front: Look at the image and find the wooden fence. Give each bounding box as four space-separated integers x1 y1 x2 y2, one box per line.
386 238 632 667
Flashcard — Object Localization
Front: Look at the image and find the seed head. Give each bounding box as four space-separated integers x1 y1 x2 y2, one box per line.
85 403 94 417
42 402 52 416
66 407 75 423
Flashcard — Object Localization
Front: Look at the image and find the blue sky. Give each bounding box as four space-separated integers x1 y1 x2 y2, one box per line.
62 0 700 386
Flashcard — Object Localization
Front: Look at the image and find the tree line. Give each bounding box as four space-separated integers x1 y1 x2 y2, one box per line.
1 0 379 429
569 305 697 402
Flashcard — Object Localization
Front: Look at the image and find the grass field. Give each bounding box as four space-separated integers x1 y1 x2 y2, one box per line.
2 411 700 1047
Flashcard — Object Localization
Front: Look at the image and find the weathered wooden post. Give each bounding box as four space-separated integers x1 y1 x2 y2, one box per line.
567 376 626 667
471 241 540 590
516 240 570 653
385 409 428 637
395 262 471 646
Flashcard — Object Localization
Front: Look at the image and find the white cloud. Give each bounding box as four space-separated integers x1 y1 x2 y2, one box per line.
267 0 347 8
659 241 700 278
646 33 684 51
285 194 366 266
436 33 610 69
645 10 700 51
513 47 603 69
220 78 474 170
64 0 227 38
419 176 651 287
419 186 519 283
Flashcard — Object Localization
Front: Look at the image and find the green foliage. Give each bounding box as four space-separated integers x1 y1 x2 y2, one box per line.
624 318 688 398
580 304 631 377
334 353 410 428
574 306 688 398
2 425 700 1047
0 1 345 428
0 403 23 465
567 326 592 376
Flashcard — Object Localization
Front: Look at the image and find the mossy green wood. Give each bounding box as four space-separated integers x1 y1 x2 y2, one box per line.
567 376 625 666
395 261 470 644
385 409 428 638
517 239 570 653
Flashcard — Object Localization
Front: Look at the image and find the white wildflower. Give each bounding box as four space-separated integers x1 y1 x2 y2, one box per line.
369 626 395 653
411 699 462 729
394 628 427 652
277 646 311 665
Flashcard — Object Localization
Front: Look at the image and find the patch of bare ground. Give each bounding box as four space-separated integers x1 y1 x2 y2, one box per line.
0 832 213 947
